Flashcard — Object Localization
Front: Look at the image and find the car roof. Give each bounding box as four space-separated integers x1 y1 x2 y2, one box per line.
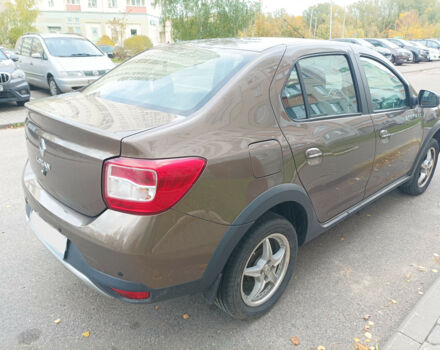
185 37 357 53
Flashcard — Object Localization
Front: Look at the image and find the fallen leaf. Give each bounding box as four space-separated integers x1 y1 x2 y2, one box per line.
182 313 190 319
363 314 371 320
365 339 371 343
368 321 374 326
354 338 361 343
356 344 369 350
418 266 426 272
432 269 438 273
154 305 160 310
365 332 372 339
367 214 372 217
340 237 345 241
54 318 61 324
364 325 370 331
434 253 439 257
419 291 424 295
317 346 326 350
405 273 411 280
391 299 397 304
82 331 90 338
290 336 300 345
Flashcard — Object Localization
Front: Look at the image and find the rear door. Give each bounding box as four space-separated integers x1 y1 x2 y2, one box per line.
271 48 375 223
358 56 423 196
17 37 33 79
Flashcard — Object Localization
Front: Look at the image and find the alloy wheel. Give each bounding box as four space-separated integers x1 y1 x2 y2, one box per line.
240 233 290 307
418 146 436 188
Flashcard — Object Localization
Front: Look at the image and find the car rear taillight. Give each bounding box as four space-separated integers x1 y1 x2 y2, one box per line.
103 157 206 215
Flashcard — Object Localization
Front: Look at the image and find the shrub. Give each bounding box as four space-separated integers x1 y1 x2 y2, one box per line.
123 35 153 54
97 35 115 46
113 46 126 60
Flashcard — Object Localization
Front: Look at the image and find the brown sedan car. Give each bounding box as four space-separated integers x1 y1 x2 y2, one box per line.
23 38 440 319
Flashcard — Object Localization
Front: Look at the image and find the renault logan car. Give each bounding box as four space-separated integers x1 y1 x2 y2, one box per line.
15 33 114 95
23 38 440 319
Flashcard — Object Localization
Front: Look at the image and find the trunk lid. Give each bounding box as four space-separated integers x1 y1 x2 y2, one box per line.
25 92 184 217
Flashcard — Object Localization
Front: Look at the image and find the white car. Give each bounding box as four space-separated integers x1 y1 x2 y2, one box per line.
14 33 115 95
410 41 440 61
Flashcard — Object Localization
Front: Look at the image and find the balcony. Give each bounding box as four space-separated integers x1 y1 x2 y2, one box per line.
66 4 81 11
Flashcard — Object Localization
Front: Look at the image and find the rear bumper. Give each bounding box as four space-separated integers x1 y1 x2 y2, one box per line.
22 160 229 302
0 79 30 103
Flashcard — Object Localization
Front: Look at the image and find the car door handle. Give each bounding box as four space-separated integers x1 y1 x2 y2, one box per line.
305 148 323 159
379 129 391 139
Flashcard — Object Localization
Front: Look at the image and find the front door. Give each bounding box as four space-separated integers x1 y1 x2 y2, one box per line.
274 52 375 223
28 38 47 87
358 56 423 196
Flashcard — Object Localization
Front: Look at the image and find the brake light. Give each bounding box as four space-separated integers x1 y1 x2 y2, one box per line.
103 157 206 215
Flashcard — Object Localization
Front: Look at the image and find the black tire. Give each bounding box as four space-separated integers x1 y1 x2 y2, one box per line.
400 138 439 196
215 212 298 319
48 76 60 96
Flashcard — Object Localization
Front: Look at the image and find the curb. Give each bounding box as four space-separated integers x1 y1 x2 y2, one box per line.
383 276 440 350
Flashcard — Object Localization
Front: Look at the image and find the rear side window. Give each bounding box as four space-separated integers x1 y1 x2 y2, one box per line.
31 39 44 57
297 55 358 118
281 67 306 120
360 57 407 112
21 37 32 57
84 45 255 116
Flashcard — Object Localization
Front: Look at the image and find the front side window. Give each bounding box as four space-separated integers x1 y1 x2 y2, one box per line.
281 67 306 120
297 55 358 118
0 49 8 60
15 37 23 55
360 57 407 112
44 37 102 57
83 45 255 116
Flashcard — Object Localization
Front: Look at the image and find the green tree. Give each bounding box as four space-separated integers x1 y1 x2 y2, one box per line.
124 35 153 54
0 0 38 46
153 0 260 41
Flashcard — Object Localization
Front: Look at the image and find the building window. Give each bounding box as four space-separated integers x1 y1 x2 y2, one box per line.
149 19 156 26
66 0 80 4
75 26 81 33
108 0 117 7
88 0 97 7
75 17 80 23
130 29 137 36
48 26 62 33
48 0 54 7
128 0 145 6
67 17 72 23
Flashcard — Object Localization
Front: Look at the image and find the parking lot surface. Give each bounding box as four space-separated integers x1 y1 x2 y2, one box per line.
0 62 439 350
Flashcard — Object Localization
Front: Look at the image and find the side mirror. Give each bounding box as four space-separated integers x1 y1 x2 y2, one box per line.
10 54 18 62
31 52 42 59
418 89 439 108
107 52 114 58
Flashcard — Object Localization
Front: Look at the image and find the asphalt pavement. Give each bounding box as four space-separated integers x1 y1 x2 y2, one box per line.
0 63 440 350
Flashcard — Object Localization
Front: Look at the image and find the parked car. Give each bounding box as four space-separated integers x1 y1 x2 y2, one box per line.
23 38 440 319
415 39 440 53
365 38 412 64
388 38 429 63
0 48 30 106
97 44 115 58
14 33 115 96
332 38 393 61
409 41 439 61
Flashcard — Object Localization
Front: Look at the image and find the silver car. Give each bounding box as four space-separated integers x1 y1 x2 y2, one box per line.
14 33 115 95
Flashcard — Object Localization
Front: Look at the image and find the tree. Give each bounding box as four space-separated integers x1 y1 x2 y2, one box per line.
153 0 260 41
107 17 127 45
0 0 38 46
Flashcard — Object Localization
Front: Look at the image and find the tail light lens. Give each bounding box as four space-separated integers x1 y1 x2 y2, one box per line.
103 157 206 215
111 288 150 300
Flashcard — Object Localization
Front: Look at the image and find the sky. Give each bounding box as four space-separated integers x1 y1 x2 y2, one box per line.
262 0 357 16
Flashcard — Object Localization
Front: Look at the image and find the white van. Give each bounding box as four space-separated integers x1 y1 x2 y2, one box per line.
15 33 115 95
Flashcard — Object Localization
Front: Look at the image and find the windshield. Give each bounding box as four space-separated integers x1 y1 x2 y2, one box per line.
83 44 256 116
381 39 400 49
0 49 8 60
44 37 103 57
357 39 375 49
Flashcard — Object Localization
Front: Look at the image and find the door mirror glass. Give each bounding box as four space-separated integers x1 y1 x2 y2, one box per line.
418 90 439 108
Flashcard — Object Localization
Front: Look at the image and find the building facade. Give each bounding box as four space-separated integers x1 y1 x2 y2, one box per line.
35 0 171 45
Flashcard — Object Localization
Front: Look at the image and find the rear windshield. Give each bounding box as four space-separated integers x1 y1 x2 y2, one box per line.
44 37 103 57
83 44 256 116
